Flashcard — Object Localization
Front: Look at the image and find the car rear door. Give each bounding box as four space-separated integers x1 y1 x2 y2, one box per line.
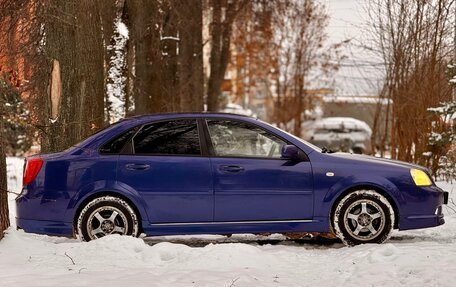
117 118 213 223
204 118 314 222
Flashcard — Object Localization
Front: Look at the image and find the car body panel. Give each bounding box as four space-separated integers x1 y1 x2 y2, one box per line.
117 155 213 223
15 113 448 238
211 157 314 221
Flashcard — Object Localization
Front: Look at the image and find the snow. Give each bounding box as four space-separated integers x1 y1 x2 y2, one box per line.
160 36 180 41
428 101 456 121
220 103 257 118
49 117 58 124
2 157 456 286
303 117 372 136
116 22 129 39
323 95 391 105
106 18 129 124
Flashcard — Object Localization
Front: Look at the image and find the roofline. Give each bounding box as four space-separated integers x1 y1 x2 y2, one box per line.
128 112 256 120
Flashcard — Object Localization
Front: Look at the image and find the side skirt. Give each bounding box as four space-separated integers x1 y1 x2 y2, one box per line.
142 218 329 236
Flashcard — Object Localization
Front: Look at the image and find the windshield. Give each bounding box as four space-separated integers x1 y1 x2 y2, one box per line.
258 120 322 152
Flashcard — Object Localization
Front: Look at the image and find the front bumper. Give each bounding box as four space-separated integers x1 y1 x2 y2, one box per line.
399 187 448 231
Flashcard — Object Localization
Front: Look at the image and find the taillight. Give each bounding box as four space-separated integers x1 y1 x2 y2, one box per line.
23 158 43 185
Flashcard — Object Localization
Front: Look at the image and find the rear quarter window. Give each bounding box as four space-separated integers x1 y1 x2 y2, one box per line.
99 127 138 154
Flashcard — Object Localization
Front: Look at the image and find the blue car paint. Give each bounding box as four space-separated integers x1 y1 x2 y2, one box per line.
211 157 314 221
117 155 214 223
16 113 447 237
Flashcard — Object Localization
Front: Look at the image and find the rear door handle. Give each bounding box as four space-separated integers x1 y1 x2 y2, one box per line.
219 165 244 173
125 163 150 170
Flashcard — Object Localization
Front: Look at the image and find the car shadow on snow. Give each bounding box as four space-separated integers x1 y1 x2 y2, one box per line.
143 234 344 248
142 230 455 247
388 233 455 244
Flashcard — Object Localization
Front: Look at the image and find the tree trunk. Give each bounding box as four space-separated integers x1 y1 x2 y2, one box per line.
75 0 105 136
127 0 162 115
41 0 105 153
207 0 223 112
128 0 205 114
160 2 180 112
0 106 10 240
177 0 204 111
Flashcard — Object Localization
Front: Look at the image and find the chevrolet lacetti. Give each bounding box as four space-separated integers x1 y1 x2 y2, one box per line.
16 113 449 245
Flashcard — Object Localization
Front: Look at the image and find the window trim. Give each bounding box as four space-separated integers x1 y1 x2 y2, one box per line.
202 118 309 161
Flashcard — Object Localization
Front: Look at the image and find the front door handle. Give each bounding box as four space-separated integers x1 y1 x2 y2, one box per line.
219 165 244 173
125 163 150 170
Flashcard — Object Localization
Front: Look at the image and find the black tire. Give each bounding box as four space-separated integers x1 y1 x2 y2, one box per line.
352 147 364 154
333 190 395 246
77 196 139 241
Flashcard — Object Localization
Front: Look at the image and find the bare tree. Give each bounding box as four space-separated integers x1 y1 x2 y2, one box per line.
38 0 106 152
229 0 282 116
367 0 454 165
0 70 22 239
0 0 108 153
272 0 339 136
0 97 9 240
177 0 204 111
206 0 248 111
126 0 205 114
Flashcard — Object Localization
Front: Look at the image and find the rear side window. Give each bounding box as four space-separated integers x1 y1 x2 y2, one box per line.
100 127 138 154
133 119 201 155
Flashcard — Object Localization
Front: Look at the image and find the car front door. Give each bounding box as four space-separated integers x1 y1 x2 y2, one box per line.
117 119 213 223
205 119 314 222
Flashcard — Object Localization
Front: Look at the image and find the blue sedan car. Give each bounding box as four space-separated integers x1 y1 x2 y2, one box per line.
16 113 448 245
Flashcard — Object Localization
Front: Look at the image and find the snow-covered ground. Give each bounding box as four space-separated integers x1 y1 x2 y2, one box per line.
1 157 456 286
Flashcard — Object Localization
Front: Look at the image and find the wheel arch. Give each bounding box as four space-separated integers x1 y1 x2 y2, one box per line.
329 184 400 229
72 191 145 235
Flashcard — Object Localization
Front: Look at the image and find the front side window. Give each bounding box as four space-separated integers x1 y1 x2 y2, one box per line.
133 119 201 155
207 120 286 158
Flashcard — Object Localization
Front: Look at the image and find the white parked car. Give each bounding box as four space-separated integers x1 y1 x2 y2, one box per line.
302 117 372 154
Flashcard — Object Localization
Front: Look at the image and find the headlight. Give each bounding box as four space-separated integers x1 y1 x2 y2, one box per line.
410 169 432 186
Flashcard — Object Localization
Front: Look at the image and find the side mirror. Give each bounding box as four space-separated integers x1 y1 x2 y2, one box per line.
281 145 304 160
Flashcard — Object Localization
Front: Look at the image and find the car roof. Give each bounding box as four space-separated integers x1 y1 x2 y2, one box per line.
73 112 321 156
127 112 256 123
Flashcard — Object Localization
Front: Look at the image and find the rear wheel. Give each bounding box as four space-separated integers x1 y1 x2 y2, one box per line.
333 190 394 246
77 196 139 241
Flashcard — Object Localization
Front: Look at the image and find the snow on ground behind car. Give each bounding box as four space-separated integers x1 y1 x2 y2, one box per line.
1 157 456 286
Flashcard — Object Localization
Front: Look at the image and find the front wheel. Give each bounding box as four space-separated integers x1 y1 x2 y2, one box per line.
77 196 139 241
333 190 395 246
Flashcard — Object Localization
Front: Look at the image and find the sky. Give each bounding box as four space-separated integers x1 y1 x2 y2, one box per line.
326 0 383 96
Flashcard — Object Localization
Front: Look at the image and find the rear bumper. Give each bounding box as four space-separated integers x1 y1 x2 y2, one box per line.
16 218 74 237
